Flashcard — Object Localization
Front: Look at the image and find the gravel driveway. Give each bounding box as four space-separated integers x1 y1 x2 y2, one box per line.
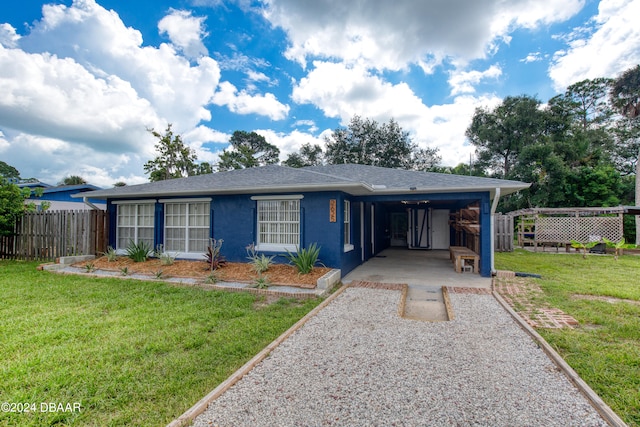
192 287 608 427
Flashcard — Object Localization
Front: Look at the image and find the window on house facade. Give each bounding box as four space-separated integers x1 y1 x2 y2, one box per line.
163 201 210 253
116 203 155 249
254 197 301 251
344 200 354 252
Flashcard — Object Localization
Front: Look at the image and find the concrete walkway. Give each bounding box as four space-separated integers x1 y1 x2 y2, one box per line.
343 248 490 321
343 248 491 289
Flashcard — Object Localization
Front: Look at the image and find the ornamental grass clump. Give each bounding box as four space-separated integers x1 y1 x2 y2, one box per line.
126 240 152 262
103 246 118 262
246 243 275 274
284 243 323 274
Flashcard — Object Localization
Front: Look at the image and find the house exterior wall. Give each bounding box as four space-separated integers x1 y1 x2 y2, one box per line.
107 191 350 272
105 189 493 277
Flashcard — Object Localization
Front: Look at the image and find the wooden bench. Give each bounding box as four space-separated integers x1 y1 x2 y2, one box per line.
449 246 480 274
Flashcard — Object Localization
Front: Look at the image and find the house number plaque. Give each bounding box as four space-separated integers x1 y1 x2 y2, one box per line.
329 199 337 222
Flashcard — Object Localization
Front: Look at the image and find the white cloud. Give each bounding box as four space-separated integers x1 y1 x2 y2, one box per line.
256 128 327 159
291 61 501 166
17 0 221 129
263 0 584 71
183 125 231 163
0 132 148 186
0 23 20 48
212 81 290 120
549 0 640 90
0 0 226 184
0 44 158 154
520 52 543 63
158 9 209 58
448 65 502 95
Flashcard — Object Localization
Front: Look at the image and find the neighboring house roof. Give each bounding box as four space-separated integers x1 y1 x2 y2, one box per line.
16 180 53 188
74 164 530 200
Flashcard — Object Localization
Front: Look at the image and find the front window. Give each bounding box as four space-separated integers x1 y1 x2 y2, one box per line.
164 201 210 253
256 199 300 251
344 200 353 251
117 203 154 249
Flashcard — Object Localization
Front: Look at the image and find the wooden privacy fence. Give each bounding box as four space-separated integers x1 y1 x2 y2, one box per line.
0 210 109 261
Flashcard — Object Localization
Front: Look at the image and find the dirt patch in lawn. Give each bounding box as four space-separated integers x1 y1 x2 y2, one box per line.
76 256 331 289
572 294 640 306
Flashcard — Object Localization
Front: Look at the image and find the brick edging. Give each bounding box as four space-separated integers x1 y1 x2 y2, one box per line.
492 289 627 427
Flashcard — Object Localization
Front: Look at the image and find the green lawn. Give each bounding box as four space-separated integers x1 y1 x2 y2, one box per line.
0 260 321 426
496 250 640 427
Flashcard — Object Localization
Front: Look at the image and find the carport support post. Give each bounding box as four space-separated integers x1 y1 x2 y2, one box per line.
490 188 501 274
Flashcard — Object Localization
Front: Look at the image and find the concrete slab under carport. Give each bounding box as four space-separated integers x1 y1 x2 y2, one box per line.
342 247 491 289
343 247 491 322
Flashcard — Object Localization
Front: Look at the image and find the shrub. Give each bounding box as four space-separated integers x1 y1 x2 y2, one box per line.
126 240 152 262
246 243 275 274
284 243 323 274
250 274 270 289
204 238 226 272
102 246 118 262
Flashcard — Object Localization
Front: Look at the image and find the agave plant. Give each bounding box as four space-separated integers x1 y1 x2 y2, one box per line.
126 240 152 262
284 243 323 274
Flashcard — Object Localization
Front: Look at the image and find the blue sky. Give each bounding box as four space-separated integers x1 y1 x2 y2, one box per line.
1 0 639 187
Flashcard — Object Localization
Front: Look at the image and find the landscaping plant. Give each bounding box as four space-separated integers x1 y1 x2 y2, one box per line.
102 246 118 262
246 243 275 274
125 240 152 262
570 239 599 259
284 243 323 274
251 274 271 289
205 238 226 272
154 244 177 266
603 237 626 260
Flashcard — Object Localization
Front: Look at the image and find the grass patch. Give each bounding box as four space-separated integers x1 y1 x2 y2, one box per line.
496 250 640 426
0 260 321 426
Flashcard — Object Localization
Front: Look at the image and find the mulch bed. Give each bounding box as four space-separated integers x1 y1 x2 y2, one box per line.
75 256 332 289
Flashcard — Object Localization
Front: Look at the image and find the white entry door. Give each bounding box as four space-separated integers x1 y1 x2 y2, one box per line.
431 209 450 249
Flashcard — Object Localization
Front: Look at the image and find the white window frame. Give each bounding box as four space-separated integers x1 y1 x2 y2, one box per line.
251 195 302 252
160 198 211 257
344 200 354 252
114 200 156 251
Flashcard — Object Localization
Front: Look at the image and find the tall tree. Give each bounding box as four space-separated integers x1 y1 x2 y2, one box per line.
466 95 546 179
411 147 442 171
0 181 23 236
217 131 280 171
0 161 20 180
144 124 205 181
324 116 431 169
283 143 324 168
610 65 640 244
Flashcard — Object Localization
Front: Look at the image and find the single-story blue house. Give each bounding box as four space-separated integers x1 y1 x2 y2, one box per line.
76 164 529 277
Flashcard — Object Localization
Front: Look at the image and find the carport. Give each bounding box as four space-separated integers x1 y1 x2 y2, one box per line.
342 247 491 289
351 190 493 277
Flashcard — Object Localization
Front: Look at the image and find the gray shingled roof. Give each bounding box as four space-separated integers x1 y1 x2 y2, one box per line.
75 164 529 200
